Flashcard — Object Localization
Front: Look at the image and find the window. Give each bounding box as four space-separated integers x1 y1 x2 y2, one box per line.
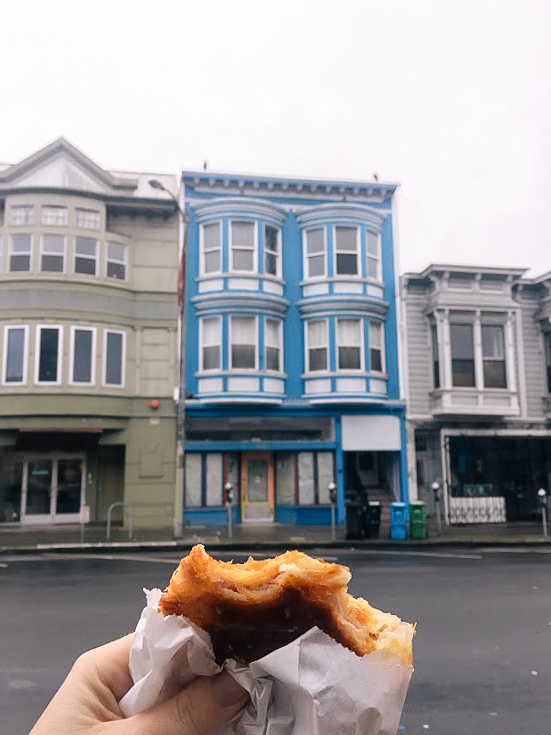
70 327 95 384
201 317 221 371
264 225 280 276
2 326 28 384
305 228 325 278
369 321 384 373
230 221 255 271
184 452 236 508
36 326 62 383
335 226 358 276
74 237 97 275
297 451 335 505
482 324 506 388
40 234 65 272
10 206 34 225
9 234 32 272
545 333 551 394
230 316 256 369
265 319 282 371
337 319 362 370
75 209 100 229
366 230 381 280
42 206 68 226
201 222 221 274
306 319 328 372
450 323 475 387
431 324 440 388
106 242 127 280
104 330 125 386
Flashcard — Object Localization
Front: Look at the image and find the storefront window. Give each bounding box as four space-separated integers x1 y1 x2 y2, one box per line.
275 452 295 505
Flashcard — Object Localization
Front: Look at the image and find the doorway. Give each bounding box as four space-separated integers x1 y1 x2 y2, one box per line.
241 452 274 522
21 454 85 524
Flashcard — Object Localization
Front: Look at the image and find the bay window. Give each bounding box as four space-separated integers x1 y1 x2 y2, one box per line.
264 225 280 276
335 226 358 276
230 316 256 369
306 319 328 372
201 222 221 274
305 228 325 278
230 221 255 271
369 321 384 373
265 319 282 371
201 317 221 371
337 318 362 370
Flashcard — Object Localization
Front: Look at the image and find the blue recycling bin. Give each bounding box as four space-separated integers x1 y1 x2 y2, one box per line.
390 501 408 540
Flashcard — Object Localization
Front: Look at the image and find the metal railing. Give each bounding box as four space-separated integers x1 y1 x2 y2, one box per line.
106 502 134 541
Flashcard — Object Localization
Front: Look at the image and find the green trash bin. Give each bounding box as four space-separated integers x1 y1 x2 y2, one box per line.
409 501 427 539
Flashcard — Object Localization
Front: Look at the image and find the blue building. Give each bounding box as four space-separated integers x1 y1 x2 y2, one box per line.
181 171 408 527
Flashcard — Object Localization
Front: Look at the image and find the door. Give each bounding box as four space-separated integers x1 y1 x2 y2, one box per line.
241 452 274 522
21 454 84 524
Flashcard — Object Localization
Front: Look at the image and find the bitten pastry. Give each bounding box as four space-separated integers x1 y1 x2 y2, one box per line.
159 545 414 665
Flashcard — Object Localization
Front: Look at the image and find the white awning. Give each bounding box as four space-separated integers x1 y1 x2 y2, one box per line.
341 415 401 451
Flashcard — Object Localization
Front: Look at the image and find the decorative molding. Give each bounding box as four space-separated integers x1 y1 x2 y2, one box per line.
191 197 287 225
296 203 388 228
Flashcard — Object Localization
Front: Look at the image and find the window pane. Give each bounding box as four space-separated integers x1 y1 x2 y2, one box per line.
275 452 295 505
336 253 358 275
339 346 361 370
306 228 324 254
73 330 93 383
11 234 31 253
75 257 96 275
203 318 220 345
10 255 30 272
105 332 123 385
107 242 127 261
5 329 25 382
367 256 379 279
370 348 383 373
366 230 379 255
42 207 68 225
232 249 254 271
11 206 34 225
431 325 440 389
265 319 280 347
483 361 507 389
266 346 280 371
232 316 255 343
42 234 64 253
205 454 223 506
298 452 315 505
231 221 254 246
76 209 100 229
203 345 220 370
185 454 202 506
75 237 97 257
317 452 334 504
204 250 220 273
450 324 474 360
38 328 59 382
41 255 64 272
265 252 277 276
107 262 126 279
309 347 327 371
482 325 504 358
203 223 220 250
308 254 325 277
335 226 357 251
308 320 326 347
338 319 361 343
232 345 255 368
369 321 382 348
265 225 279 252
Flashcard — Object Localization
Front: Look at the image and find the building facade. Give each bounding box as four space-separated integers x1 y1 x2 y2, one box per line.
0 139 179 528
181 171 408 527
402 264 551 524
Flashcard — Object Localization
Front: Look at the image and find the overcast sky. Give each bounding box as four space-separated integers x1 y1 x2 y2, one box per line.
2 0 550 276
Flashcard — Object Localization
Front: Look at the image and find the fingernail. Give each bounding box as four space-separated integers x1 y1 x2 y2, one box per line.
211 671 248 707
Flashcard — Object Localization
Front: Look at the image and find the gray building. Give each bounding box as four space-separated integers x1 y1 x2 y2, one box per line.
401 264 551 524
0 139 180 529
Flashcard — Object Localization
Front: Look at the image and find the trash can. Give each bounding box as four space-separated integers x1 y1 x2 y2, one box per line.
409 501 427 539
389 501 408 540
346 501 364 540
366 501 381 539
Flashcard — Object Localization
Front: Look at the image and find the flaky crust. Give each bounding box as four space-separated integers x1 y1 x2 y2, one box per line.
159 545 414 665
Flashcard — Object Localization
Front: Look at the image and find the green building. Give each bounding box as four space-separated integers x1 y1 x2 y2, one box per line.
0 139 179 529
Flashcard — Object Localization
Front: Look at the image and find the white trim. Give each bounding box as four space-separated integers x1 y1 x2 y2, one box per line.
303 227 326 280
200 220 222 276
39 233 66 273
199 315 222 372
2 324 29 385
229 315 258 371
230 219 257 274
34 325 64 385
69 326 97 386
102 329 126 387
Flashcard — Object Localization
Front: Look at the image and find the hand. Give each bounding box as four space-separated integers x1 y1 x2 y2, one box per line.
29 634 248 735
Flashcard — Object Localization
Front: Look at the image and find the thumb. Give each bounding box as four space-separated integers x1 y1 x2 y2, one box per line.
120 671 248 735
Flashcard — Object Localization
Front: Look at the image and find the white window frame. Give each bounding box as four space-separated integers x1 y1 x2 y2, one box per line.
10 205 34 226
75 208 101 229
264 225 281 278
41 206 68 226
2 325 29 385
200 316 222 372
265 318 283 372
303 227 326 280
9 233 32 272
74 236 98 276
229 315 258 370
305 319 329 373
230 220 257 273
369 321 385 374
366 230 382 281
69 326 97 385
35 325 63 385
102 329 126 387
106 242 128 281
40 234 66 273
200 222 222 275
334 226 360 277
336 318 364 371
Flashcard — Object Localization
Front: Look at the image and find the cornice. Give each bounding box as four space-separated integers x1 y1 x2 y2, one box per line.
295 203 388 228
190 197 288 225
191 292 289 316
296 296 389 317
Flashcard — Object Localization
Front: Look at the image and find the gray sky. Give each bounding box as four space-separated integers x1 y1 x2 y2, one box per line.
2 0 550 276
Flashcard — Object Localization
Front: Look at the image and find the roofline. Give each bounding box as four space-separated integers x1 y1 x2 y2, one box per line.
182 169 398 192
407 263 529 280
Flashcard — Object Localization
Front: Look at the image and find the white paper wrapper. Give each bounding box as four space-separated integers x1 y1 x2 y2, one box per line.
120 589 413 735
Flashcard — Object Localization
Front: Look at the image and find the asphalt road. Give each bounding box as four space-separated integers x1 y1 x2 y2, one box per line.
1 547 550 735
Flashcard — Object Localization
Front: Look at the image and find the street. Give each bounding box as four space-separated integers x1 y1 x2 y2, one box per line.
2 547 550 735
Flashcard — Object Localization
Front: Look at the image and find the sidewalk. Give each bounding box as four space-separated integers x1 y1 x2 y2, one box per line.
1 518 550 554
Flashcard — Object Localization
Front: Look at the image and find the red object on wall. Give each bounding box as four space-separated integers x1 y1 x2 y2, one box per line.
150 399 160 410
